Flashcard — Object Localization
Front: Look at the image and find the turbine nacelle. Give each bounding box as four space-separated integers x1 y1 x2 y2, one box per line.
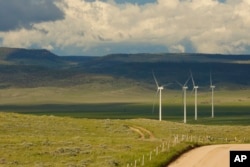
194 86 199 89
182 86 188 90
210 85 215 89
158 86 164 90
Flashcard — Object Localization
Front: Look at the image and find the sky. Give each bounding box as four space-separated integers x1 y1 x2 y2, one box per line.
0 0 250 56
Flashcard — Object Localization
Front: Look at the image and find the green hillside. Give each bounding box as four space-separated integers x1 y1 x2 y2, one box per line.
0 113 249 167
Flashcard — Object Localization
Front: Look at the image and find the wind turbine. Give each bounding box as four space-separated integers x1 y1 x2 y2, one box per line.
176 76 190 124
190 71 198 121
210 72 215 118
152 72 164 121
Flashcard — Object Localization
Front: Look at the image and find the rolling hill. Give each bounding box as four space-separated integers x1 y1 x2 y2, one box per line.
0 47 250 89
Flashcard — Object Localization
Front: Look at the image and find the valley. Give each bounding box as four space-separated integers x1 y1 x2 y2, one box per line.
0 47 249 166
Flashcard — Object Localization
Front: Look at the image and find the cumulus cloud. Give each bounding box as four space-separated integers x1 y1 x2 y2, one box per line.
1 0 250 55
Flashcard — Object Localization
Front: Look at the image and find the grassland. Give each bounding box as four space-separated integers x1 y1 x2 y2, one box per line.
1 113 250 167
0 85 249 125
0 85 249 166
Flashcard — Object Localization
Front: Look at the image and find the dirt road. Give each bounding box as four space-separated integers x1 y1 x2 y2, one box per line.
168 144 250 167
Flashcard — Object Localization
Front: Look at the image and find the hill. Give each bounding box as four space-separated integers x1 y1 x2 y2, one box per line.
0 47 250 89
0 113 249 166
0 47 66 67
79 53 250 89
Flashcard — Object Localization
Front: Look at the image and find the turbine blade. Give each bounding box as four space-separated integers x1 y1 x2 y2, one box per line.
190 71 195 87
152 71 159 88
184 75 191 86
182 90 184 103
176 80 182 87
191 88 195 95
210 71 213 86
152 90 159 113
163 83 172 87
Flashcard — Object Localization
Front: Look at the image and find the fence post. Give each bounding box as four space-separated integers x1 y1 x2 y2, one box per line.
174 136 177 145
149 151 152 161
142 155 144 166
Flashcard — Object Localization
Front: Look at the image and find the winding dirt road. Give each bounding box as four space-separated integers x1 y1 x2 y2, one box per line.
168 144 250 167
129 126 155 140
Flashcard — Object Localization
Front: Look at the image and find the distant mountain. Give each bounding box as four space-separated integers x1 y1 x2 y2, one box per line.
79 53 250 89
0 47 250 89
0 47 65 67
95 53 250 63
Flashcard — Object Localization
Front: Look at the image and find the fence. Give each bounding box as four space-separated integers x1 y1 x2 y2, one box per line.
126 134 248 167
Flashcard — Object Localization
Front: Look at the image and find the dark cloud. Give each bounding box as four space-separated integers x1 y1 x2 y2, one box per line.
0 0 64 31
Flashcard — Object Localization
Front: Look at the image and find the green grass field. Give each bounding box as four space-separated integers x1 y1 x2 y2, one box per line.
0 86 249 125
0 85 250 125
1 103 249 125
0 85 249 166
0 113 249 167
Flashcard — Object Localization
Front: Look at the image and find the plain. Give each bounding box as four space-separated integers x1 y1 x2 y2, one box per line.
0 85 250 166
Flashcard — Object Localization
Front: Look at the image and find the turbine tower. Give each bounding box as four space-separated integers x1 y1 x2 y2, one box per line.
176 76 190 124
190 71 198 121
153 72 164 121
210 72 215 118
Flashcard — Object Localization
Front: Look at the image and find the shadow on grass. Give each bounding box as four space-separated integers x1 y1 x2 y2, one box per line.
0 103 249 125
0 103 158 119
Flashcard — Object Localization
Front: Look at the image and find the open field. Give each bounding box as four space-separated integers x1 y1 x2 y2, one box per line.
1 104 249 125
0 85 249 166
0 86 249 125
0 113 250 167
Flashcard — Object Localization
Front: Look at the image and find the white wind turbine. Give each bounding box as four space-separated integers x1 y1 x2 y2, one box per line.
190 71 199 121
176 76 190 124
210 72 215 118
152 72 164 121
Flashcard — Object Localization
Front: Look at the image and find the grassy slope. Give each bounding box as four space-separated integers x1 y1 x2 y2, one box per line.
0 113 250 167
0 85 249 166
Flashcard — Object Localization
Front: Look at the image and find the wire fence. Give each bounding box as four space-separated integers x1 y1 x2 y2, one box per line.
126 134 249 167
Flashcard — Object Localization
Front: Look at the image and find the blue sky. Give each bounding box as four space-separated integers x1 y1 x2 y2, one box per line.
0 0 250 56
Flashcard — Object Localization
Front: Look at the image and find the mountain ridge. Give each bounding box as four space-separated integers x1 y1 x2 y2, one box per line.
0 47 249 89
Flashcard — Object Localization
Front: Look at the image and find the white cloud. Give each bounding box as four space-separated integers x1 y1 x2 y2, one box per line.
170 44 185 53
1 0 250 55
